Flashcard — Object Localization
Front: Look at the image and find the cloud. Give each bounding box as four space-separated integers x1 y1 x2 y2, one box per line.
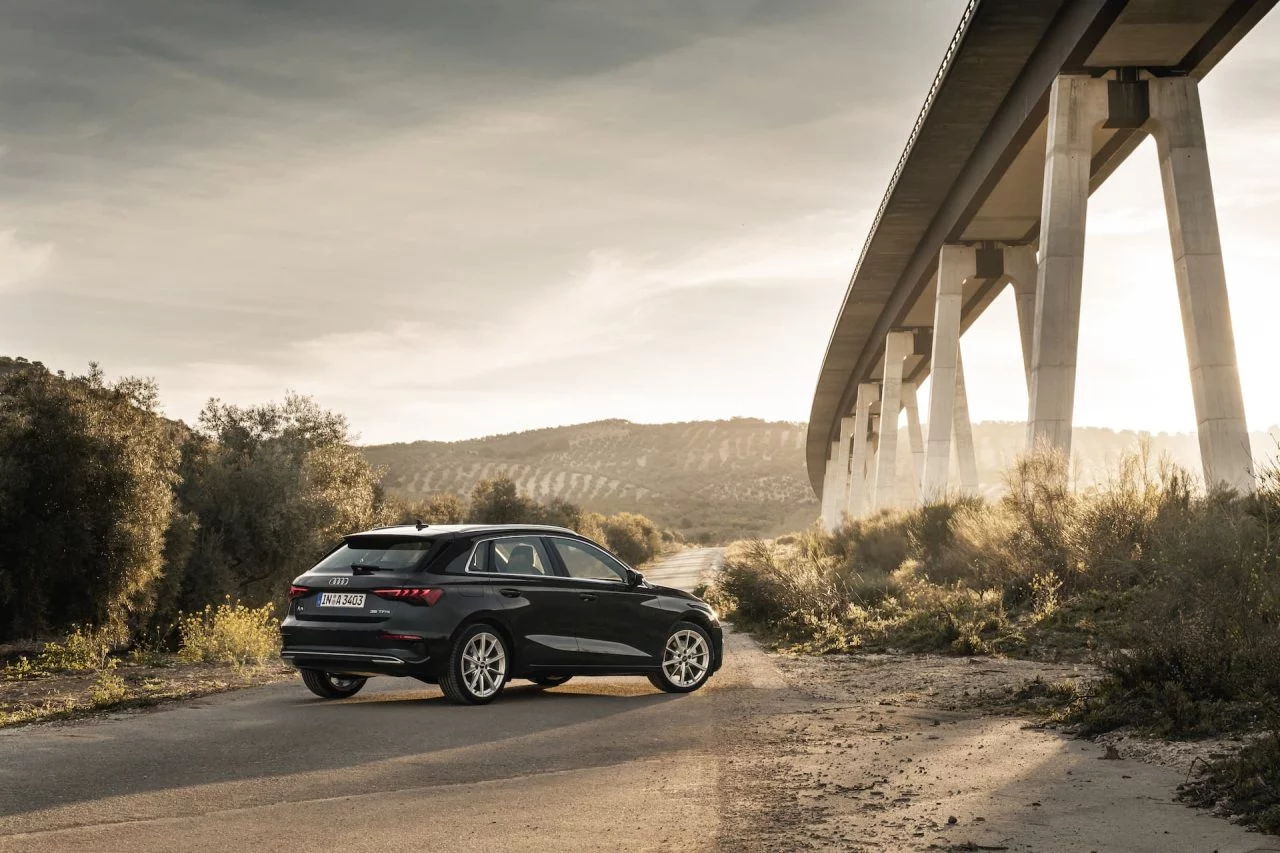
0 230 53 289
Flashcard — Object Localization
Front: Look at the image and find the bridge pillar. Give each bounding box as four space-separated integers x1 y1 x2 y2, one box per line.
954 351 980 494
846 382 879 517
828 415 856 528
866 414 881 509
1148 76 1254 492
873 330 913 510
1002 245 1039 389
820 440 840 529
903 383 925 502
1028 75 1108 460
922 245 976 500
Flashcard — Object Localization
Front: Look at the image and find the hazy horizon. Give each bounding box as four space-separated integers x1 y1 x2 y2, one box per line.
3 1 1280 444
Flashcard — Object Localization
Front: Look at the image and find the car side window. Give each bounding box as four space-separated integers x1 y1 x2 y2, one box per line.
484 537 552 576
550 539 628 583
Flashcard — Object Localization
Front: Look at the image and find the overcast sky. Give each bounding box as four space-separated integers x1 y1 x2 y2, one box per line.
2 0 1278 444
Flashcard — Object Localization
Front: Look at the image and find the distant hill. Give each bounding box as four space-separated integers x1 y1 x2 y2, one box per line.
364 418 1280 543
362 418 816 543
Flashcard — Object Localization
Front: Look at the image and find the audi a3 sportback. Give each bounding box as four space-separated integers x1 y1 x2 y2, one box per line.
280 524 723 705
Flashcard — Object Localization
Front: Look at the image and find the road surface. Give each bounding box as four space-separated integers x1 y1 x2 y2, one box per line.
0 547 780 852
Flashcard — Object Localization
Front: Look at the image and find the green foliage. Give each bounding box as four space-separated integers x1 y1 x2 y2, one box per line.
468 477 540 524
33 625 117 673
87 662 129 707
0 363 181 640
163 393 382 612
600 512 663 566
177 599 279 667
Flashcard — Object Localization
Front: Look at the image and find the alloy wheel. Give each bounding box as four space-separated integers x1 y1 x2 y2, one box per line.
461 631 507 698
662 629 710 688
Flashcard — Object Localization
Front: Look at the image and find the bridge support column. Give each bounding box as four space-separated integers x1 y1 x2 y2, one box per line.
820 440 840 529
829 415 856 528
873 331 913 510
904 383 925 502
922 245 976 500
1003 245 1039 388
1148 76 1253 492
953 352 979 494
1028 75 1108 460
866 416 881 511
846 383 878 518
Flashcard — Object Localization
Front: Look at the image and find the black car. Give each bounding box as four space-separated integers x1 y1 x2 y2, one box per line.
280 523 723 704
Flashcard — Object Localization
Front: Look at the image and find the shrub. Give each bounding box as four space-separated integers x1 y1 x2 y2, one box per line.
1182 731 1280 833
88 663 129 707
601 512 663 566
713 446 1280 681
34 624 119 673
177 599 279 667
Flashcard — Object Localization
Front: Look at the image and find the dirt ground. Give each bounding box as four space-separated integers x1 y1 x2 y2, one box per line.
0 660 295 727
719 652 1280 853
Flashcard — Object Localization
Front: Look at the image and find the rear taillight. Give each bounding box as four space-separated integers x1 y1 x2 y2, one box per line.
288 585 309 600
372 588 444 606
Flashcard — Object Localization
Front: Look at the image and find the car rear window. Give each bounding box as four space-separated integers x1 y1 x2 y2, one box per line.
313 536 436 572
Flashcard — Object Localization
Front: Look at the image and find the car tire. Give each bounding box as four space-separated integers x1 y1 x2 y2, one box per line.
647 621 714 694
301 669 367 699
440 624 510 705
529 675 573 688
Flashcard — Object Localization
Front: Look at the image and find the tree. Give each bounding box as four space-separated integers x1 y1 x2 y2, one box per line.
600 512 663 566
0 364 181 640
165 393 381 610
469 476 540 524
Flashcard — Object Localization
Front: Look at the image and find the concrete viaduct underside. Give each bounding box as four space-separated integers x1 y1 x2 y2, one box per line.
808 0 1277 516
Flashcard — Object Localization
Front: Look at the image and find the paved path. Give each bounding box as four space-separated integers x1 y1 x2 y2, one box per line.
641 546 722 593
0 547 773 853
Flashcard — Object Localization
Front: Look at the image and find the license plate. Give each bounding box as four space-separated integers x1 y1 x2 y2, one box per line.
317 592 366 608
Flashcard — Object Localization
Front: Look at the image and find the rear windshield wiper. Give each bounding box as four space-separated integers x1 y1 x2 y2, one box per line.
350 563 384 575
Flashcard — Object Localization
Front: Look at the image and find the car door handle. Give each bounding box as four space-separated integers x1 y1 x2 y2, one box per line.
498 588 521 598
579 593 597 602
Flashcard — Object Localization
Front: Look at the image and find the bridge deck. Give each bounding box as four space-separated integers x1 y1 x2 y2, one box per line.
807 0 1276 494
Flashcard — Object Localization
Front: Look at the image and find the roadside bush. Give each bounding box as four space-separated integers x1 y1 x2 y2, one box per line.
34 625 120 673
601 512 663 566
712 446 1280 673
1182 731 1280 833
177 599 278 667
88 664 129 707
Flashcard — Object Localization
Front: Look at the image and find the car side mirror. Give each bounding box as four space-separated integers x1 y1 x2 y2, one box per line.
625 568 644 587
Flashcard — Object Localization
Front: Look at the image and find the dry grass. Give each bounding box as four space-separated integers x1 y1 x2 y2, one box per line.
710 445 1280 829
177 599 279 667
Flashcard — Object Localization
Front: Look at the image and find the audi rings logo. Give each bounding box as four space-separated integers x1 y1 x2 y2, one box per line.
328 577 350 586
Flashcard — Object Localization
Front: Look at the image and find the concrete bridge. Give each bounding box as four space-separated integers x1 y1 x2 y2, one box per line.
808 0 1277 528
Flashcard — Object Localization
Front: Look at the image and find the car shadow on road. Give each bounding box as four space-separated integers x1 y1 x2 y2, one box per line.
0 678 691 820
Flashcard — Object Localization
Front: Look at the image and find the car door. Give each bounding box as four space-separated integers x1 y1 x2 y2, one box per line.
544 536 665 669
471 535 587 669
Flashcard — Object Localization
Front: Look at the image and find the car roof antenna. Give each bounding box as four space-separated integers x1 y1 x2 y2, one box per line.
415 518 428 530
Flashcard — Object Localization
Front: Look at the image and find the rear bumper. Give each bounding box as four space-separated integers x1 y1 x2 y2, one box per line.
280 612 451 676
281 645 430 673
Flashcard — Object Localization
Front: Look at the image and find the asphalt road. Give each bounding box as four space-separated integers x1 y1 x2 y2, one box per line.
0 547 787 852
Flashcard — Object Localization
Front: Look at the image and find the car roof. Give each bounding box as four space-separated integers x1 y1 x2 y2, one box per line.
347 523 584 541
